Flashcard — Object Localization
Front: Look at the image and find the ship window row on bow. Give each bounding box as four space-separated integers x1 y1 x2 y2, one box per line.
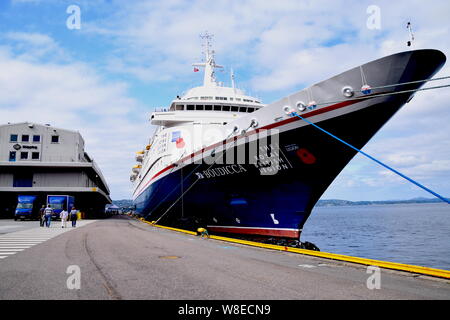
174 104 256 113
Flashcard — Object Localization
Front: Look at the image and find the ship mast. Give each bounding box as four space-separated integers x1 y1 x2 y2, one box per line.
192 32 223 87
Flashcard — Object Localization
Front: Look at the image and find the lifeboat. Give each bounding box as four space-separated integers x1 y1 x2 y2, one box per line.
132 164 142 173
135 151 144 162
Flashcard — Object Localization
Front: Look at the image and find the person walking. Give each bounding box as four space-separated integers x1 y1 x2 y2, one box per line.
60 208 68 228
70 207 78 227
44 205 53 228
39 205 46 227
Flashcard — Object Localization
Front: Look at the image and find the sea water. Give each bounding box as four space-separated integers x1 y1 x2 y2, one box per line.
301 203 450 270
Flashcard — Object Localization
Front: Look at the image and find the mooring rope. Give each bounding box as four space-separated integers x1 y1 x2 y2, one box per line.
315 83 450 107
149 130 237 223
144 75 450 222
355 75 450 93
290 111 450 204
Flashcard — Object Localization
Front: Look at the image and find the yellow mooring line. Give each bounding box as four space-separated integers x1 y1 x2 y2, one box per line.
138 218 450 280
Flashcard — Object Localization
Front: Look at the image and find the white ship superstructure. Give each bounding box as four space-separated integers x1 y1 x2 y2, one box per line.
132 34 264 197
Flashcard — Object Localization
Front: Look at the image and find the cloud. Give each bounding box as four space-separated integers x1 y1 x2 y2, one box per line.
0 35 148 199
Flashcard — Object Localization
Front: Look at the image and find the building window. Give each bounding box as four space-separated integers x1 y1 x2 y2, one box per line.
20 152 28 160
9 151 16 162
10 134 18 142
33 135 40 143
32 152 40 160
13 173 33 187
51 135 59 143
22 135 29 142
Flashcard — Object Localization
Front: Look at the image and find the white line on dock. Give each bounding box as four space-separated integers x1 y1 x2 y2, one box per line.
0 220 96 262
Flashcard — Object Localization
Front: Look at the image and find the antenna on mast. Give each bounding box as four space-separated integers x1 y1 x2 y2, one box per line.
407 22 415 47
231 68 236 91
192 31 223 87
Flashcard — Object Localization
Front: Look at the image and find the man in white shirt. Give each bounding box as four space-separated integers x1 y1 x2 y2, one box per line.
60 209 69 228
44 205 53 228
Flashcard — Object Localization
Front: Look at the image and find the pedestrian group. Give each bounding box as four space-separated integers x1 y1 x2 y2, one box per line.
39 205 79 228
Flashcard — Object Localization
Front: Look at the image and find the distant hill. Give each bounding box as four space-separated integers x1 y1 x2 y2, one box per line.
112 197 448 210
315 197 448 207
112 199 133 208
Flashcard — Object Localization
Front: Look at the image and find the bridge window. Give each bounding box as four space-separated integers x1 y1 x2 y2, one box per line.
239 106 247 113
247 107 255 113
187 105 195 110
176 105 184 110
214 105 221 111
196 105 204 111
205 105 213 111
222 105 230 111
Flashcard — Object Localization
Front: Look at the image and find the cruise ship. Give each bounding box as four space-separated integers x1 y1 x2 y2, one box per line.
132 34 445 242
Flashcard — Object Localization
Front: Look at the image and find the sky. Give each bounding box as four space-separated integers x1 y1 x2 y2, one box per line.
0 0 449 201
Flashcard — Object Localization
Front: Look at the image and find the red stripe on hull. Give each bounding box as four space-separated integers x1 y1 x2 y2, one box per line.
208 226 300 239
135 95 371 197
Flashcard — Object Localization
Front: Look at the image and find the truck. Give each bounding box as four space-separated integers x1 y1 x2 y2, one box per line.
15 195 40 221
46 195 75 219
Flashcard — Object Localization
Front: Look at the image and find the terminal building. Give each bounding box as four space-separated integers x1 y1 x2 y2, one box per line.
0 122 111 218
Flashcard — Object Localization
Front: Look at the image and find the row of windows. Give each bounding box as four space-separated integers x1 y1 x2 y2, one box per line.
185 96 260 103
9 134 59 143
173 104 256 113
9 151 40 161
